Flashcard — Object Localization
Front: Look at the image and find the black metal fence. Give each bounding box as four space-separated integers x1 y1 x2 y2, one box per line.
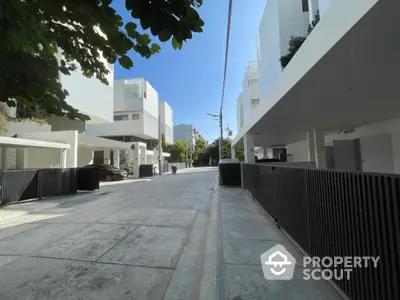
1 167 99 205
242 163 400 300
139 164 154 178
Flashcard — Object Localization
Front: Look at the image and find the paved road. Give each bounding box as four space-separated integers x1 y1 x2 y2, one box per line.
0 167 340 299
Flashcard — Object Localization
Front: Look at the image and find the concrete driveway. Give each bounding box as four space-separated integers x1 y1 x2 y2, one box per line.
0 167 216 300
0 167 340 300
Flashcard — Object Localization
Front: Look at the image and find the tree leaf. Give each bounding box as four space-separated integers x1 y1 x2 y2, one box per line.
125 22 137 38
172 37 183 50
1 0 203 121
137 34 151 45
150 43 161 54
118 55 133 69
158 29 172 42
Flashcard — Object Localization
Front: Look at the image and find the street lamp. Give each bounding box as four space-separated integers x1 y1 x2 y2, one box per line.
207 113 224 161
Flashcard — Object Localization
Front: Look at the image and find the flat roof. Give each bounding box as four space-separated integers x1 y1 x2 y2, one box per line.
0 136 70 149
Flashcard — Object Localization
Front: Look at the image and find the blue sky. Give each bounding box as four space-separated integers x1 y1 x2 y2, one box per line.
113 1 266 142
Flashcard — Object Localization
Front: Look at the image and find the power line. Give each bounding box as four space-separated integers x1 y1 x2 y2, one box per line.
220 0 233 111
218 0 234 160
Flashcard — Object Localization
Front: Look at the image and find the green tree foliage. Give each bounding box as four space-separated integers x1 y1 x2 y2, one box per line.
1 0 204 120
203 139 244 165
280 11 320 68
192 138 209 166
166 140 186 162
161 134 167 150
279 36 307 68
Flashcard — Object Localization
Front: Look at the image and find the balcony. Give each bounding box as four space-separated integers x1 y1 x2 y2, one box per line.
86 114 158 140
3 117 51 137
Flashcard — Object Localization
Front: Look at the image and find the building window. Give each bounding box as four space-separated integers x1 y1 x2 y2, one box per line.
114 114 129 121
132 113 140 120
302 0 309 12
251 98 260 106
248 79 258 86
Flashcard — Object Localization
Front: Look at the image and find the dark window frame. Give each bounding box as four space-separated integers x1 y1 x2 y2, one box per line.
302 0 309 12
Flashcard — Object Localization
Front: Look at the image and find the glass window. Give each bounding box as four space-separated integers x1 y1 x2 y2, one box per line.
302 0 309 12
114 114 129 121
132 113 140 120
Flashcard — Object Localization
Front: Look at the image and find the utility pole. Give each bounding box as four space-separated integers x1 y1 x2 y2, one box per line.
185 130 189 168
158 115 162 175
219 108 224 161
225 124 233 138
207 113 224 162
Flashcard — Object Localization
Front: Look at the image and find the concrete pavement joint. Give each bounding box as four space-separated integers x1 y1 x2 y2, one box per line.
0 253 176 270
161 187 213 299
198 173 222 300
94 224 141 263
160 208 200 300
0 223 47 242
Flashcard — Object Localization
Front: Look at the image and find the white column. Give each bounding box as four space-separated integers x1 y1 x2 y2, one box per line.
60 149 67 168
231 147 236 159
132 143 140 179
104 149 111 165
113 149 120 169
244 133 255 163
66 130 78 168
307 131 316 162
313 129 327 169
1 147 7 170
140 144 147 164
308 0 319 23
264 147 273 158
16 148 28 169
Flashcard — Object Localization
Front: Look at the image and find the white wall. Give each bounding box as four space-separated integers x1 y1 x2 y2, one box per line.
5 121 51 137
77 148 94 167
142 112 159 140
258 0 309 101
318 0 333 17
46 116 85 133
286 139 310 161
94 77 160 141
144 81 159 119
278 0 309 55
26 148 60 168
174 124 194 145
285 117 400 174
114 78 144 112
86 119 144 137
59 58 113 123
159 101 174 145
258 0 281 100
236 93 244 130
241 62 260 127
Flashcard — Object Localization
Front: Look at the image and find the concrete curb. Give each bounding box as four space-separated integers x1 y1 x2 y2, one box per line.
198 173 222 300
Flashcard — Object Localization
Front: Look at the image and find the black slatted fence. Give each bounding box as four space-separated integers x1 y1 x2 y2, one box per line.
242 163 400 300
1 167 98 205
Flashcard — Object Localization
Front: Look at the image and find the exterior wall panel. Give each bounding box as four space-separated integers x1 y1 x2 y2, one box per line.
59 59 113 123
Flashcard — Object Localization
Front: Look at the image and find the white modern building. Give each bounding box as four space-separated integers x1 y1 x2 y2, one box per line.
159 101 174 145
233 0 400 174
237 62 260 129
55 52 114 124
173 124 200 146
0 56 127 171
86 78 160 142
258 0 310 101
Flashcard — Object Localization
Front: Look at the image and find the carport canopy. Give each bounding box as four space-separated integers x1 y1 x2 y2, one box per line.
0 136 70 149
78 134 132 150
232 0 400 148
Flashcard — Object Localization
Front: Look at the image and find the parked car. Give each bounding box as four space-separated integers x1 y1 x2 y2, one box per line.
83 164 127 181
